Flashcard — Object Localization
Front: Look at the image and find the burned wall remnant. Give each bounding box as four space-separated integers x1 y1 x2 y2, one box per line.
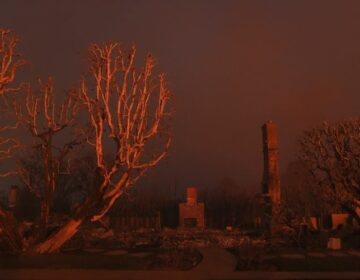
179 187 205 228
261 121 281 236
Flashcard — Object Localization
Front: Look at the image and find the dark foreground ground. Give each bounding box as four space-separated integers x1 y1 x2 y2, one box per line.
2 268 360 280
1 247 360 280
1 228 360 279
229 247 360 271
0 247 201 270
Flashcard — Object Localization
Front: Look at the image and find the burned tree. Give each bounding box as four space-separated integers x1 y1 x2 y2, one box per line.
18 78 80 237
298 119 360 225
0 28 25 253
34 42 171 253
0 28 25 177
81 43 171 222
0 29 25 95
0 28 171 254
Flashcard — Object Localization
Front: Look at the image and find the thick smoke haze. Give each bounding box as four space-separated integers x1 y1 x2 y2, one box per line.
2 0 360 192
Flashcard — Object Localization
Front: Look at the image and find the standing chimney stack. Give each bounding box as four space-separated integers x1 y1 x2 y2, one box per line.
187 187 197 206
179 187 205 228
261 120 281 237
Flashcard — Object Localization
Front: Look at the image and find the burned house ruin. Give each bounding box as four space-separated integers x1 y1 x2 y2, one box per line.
179 187 205 228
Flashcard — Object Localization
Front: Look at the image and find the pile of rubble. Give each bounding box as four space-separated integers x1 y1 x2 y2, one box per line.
159 228 266 249
115 228 161 249
63 225 267 252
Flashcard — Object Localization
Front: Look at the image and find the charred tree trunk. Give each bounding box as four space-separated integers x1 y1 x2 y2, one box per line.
38 201 50 240
33 186 105 254
39 133 55 232
0 209 23 253
33 218 82 254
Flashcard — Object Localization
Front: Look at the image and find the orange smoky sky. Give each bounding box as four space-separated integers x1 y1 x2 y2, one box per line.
2 0 360 192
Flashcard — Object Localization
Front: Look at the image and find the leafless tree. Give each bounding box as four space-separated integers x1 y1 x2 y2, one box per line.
298 119 360 225
0 29 25 95
0 30 172 254
34 42 171 253
18 78 80 237
0 28 25 177
0 28 25 253
0 29 84 253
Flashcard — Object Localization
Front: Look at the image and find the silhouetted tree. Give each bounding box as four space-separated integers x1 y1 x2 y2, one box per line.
298 119 360 225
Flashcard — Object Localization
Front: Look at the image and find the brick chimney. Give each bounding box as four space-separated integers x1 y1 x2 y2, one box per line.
179 187 205 228
186 187 197 206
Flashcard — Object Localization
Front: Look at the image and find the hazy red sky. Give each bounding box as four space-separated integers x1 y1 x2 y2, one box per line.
2 0 360 191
